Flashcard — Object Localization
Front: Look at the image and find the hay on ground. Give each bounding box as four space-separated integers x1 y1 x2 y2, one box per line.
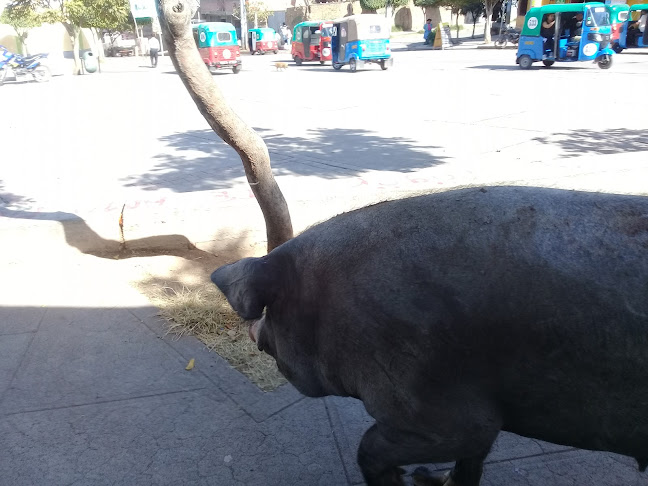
150 283 286 391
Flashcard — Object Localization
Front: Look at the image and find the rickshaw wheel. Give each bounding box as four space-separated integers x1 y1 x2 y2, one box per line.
380 59 388 70
332 62 342 70
274 50 278 54
542 59 554 67
598 55 613 70
232 65 241 74
612 44 623 54
518 55 532 70
349 58 357 72
320 60 325 65
294 56 303 66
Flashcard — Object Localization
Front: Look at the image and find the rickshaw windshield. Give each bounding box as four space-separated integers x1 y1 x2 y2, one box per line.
217 32 232 42
586 6 610 27
320 26 333 37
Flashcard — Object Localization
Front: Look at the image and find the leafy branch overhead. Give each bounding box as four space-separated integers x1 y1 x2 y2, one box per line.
233 1 271 26
3 0 131 72
360 0 408 13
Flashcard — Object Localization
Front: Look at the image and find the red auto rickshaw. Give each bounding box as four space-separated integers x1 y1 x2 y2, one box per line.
291 21 333 65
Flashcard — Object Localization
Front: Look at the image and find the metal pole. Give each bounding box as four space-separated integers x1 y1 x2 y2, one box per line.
132 15 141 57
554 13 560 59
240 0 248 51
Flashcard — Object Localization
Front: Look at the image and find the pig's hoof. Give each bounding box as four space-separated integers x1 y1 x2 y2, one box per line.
411 466 450 486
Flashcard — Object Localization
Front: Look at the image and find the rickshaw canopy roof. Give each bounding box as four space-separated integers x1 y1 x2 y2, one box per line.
294 21 325 29
607 3 629 13
249 28 276 34
629 3 648 11
332 14 390 42
194 22 236 33
527 2 604 15
522 3 609 36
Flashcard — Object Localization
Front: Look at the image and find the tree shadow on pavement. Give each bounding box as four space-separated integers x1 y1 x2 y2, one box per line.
533 128 648 158
123 127 446 193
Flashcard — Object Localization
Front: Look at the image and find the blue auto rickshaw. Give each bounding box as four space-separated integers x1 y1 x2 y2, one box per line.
516 3 614 70
330 14 393 72
612 3 648 53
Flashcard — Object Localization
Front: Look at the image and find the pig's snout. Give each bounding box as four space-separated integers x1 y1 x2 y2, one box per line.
248 318 263 344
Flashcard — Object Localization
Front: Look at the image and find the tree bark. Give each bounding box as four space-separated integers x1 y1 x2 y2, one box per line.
64 24 82 75
156 0 293 252
484 4 493 43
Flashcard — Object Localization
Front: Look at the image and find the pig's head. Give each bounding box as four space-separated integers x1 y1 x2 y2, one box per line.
211 256 329 397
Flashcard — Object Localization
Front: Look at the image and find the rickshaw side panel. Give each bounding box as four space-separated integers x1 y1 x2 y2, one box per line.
516 37 543 61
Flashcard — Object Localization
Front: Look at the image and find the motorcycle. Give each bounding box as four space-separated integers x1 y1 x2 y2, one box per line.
494 27 521 48
0 46 51 85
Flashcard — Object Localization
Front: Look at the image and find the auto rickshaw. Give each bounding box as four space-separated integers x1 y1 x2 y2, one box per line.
330 14 393 72
291 21 333 65
248 28 278 55
608 3 630 47
516 3 614 70
192 22 242 74
612 4 648 52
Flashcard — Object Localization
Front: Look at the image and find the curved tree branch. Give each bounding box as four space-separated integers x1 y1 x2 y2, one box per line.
156 0 293 252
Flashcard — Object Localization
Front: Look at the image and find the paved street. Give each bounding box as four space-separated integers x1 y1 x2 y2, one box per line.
1 43 647 485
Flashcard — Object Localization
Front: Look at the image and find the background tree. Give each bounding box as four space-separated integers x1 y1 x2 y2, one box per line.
233 1 271 28
0 1 52 54
460 0 484 38
7 0 129 74
482 0 498 42
156 0 293 252
360 0 408 15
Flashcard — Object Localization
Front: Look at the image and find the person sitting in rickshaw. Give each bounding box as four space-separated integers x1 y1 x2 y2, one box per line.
567 12 584 43
541 13 556 56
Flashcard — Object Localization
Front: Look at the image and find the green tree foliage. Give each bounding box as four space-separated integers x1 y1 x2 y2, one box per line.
5 0 130 73
460 0 484 38
233 1 271 27
0 1 51 54
360 0 408 14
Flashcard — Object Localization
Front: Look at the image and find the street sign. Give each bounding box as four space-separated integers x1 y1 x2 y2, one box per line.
129 0 156 19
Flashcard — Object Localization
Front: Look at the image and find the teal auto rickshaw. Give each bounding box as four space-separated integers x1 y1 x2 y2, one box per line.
330 14 393 72
248 28 279 55
516 3 614 69
192 22 242 74
612 4 648 52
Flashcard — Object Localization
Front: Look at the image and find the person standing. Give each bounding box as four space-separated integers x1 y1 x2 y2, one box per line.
149 34 160 68
423 19 433 45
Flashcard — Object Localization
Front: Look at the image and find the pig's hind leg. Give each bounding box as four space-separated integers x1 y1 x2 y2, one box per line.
357 410 501 486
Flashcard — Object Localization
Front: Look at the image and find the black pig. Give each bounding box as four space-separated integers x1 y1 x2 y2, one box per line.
212 186 648 486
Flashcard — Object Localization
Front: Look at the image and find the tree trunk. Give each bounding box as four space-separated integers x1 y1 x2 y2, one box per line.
64 24 82 75
472 20 476 38
484 4 493 43
91 27 105 64
455 12 459 39
156 0 293 252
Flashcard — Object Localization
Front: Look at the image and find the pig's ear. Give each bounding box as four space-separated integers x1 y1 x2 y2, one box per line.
211 257 274 320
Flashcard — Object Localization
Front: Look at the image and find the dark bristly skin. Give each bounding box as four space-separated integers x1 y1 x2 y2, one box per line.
212 186 648 486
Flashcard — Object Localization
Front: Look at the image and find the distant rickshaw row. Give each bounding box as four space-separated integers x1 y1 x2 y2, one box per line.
191 14 393 74
516 2 648 70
